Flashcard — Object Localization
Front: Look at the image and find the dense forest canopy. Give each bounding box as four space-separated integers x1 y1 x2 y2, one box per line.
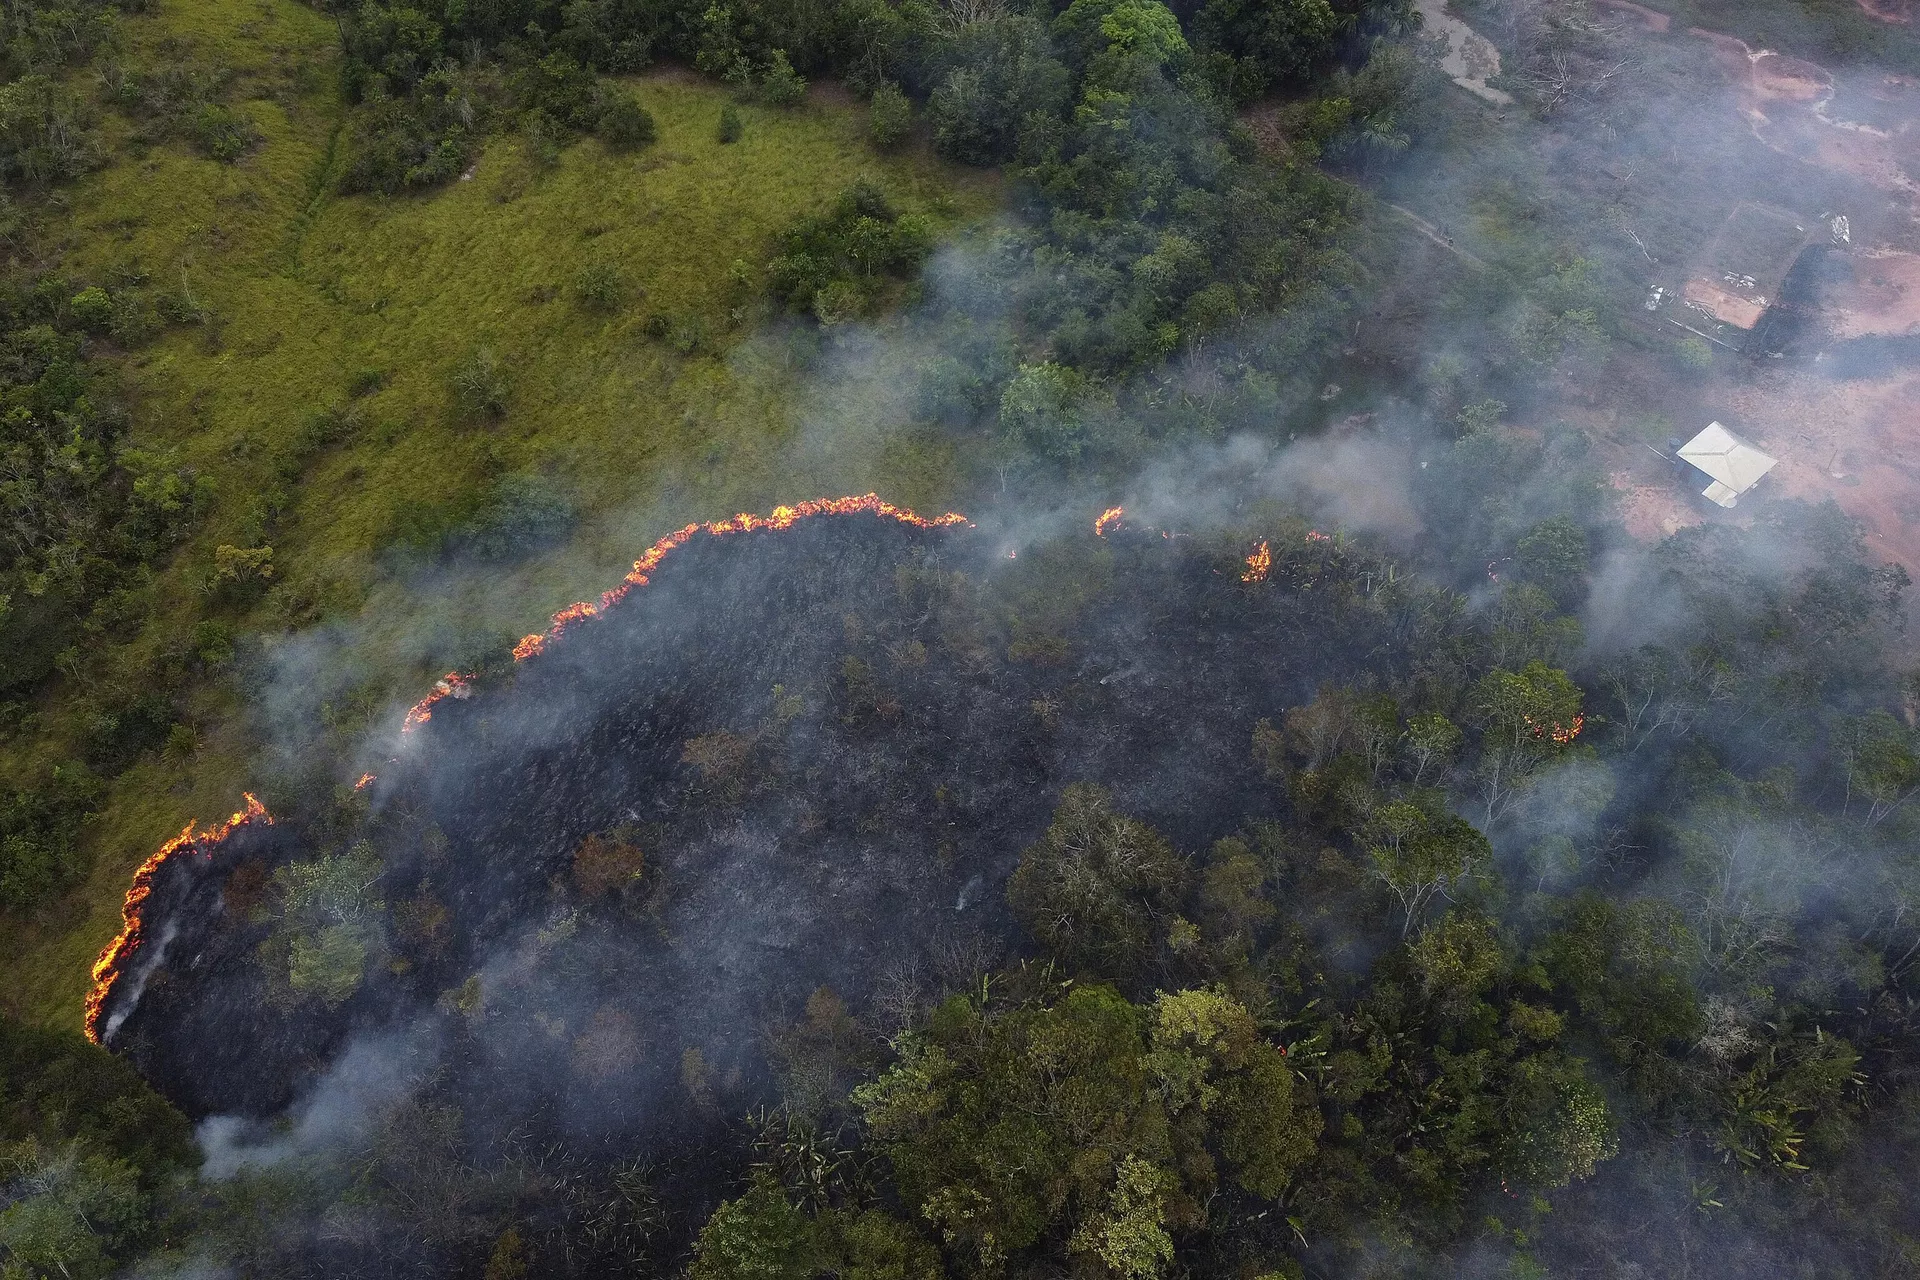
2 0 1920 1276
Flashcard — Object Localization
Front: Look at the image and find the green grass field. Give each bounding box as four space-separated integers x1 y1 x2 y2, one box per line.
1 0 996 1029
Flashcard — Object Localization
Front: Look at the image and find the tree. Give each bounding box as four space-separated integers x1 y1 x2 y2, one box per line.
926 16 1069 165
1363 799 1492 938
596 93 657 149
273 842 385 1008
0 1138 145 1280
868 80 912 149
1402 712 1461 785
1833 710 1920 827
1145 988 1319 1198
1514 515 1589 608
1191 0 1339 99
998 362 1089 462
1470 661 1584 826
1006 783 1186 978
855 982 1318 1276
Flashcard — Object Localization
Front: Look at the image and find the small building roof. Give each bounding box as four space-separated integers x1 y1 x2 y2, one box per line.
1678 422 1778 508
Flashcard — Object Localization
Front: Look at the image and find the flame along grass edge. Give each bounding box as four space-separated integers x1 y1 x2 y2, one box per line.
400 495 971 733
83 795 273 1044
86 498 971 1040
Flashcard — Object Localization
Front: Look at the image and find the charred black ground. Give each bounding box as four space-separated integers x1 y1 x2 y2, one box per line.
101 513 1399 1255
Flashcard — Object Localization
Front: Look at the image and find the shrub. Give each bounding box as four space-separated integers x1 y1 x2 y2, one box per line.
595 91 656 150
514 51 599 129
455 472 575 561
347 366 385 397
0 764 102 910
107 293 157 346
717 103 743 143
1006 783 1187 977
758 50 807 109
206 543 274 601
188 104 260 162
868 81 912 149
523 107 565 166
573 830 647 899
766 180 934 319
574 261 626 312
450 346 509 419
68 286 111 333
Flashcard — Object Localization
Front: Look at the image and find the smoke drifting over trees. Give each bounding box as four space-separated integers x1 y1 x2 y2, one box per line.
6 0 1920 1277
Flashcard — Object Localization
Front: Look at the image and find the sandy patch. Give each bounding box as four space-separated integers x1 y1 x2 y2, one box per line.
1615 473 1706 540
1683 277 1768 328
1751 52 1832 103
1827 250 1920 338
1721 369 1920 575
1414 0 1514 106
1689 28 1920 198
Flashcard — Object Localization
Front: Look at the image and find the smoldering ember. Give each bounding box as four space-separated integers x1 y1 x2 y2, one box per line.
10 0 1920 1278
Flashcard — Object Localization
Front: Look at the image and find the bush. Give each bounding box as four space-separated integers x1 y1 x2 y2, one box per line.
0 764 102 910
339 82 473 195
450 346 509 419
188 104 260 162
68 286 111 333
868 81 912 149
206 543 273 601
595 91 656 150
454 472 576 561
1006 783 1187 978
574 261 627 312
717 103 743 144
766 180 934 320
758 49 807 109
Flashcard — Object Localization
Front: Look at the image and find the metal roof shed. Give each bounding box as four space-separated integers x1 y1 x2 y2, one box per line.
1678 422 1778 508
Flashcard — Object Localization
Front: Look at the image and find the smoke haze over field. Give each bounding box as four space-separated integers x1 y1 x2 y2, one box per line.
49 1 1920 1277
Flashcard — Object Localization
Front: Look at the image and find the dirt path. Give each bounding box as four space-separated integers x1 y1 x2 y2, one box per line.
1386 202 1490 269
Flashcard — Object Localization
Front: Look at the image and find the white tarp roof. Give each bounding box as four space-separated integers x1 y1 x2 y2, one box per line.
1678 422 1778 508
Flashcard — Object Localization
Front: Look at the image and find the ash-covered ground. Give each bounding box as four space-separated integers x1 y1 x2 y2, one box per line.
99 510 1406 1254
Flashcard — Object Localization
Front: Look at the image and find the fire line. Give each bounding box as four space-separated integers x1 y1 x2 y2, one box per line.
405 495 970 733
89 499 972 1040
84 794 272 1044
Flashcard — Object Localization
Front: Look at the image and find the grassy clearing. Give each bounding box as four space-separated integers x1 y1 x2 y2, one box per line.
2 0 996 1028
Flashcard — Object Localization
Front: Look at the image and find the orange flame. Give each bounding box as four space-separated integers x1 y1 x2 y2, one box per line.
1094 506 1125 537
353 773 376 791
1241 542 1272 583
1527 714 1586 745
406 495 969 734
84 794 272 1044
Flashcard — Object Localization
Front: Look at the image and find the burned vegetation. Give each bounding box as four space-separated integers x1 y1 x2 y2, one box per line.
92 507 1436 1272
63 480 1920 1279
